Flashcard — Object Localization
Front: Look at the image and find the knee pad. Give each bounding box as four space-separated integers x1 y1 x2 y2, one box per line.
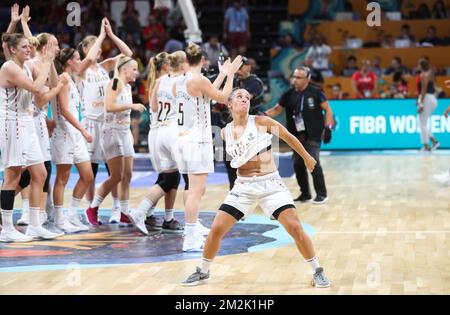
158 172 181 193
182 174 189 191
18 170 31 189
43 161 52 193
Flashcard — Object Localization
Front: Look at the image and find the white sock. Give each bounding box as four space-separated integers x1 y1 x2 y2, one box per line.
69 197 81 217
1 209 14 230
30 207 41 227
90 195 104 209
201 257 213 273
46 193 54 211
113 198 120 210
138 197 153 216
55 205 64 225
22 199 30 212
306 256 321 273
120 200 129 215
185 223 197 238
164 209 174 222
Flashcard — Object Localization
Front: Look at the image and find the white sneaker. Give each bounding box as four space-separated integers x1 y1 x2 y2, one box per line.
17 209 30 226
56 219 82 234
183 233 205 252
109 206 121 224
433 171 450 186
26 225 62 240
0 228 33 243
67 214 89 232
128 209 149 235
196 220 210 236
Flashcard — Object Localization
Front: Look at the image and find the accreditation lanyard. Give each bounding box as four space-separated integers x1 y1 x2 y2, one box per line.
294 92 305 132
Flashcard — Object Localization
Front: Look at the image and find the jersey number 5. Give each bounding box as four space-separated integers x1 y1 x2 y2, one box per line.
178 103 184 126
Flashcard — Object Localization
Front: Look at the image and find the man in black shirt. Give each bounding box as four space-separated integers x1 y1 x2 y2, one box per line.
266 67 334 204
235 57 265 114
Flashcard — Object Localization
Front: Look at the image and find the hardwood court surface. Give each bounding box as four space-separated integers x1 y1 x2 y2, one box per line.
0 153 449 295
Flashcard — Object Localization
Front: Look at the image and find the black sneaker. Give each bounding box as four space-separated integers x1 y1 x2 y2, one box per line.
145 215 162 230
162 218 184 233
294 194 313 203
312 196 328 205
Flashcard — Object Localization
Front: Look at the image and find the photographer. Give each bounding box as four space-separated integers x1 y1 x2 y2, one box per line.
266 66 334 204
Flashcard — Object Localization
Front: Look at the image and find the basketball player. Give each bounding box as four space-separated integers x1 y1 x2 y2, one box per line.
77 18 132 224
52 43 105 233
0 33 61 242
24 33 71 229
183 89 331 288
175 43 242 252
433 80 450 185
417 58 440 152
84 55 145 225
129 51 187 234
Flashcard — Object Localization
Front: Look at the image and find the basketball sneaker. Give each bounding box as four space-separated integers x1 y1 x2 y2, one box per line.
311 267 331 288
109 205 121 224
433 170 450 186
85 206 101 226
196 220 210 236
128 209 149 235
67 214 89 232
162 218 184 233
145 215 162 230
182 234 204 252
56 218 82 234
182 267 210 286
25 225 62 240
0 228 33 243
119 212 133 227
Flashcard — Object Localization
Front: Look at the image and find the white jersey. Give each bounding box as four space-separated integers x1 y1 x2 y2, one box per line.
79 64 110 121
52 80 81 134
105 83 132 130
175 73 212 142
224 115 273 168
0 62 34 122
155 74 180 123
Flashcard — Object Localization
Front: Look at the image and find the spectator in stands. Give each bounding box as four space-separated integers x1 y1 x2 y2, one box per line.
305 35 332 73
164 22 186 53
314 0 335 20
223 0 250 60
432 0 448 18
416 3 432 19
385 57 410 76
382 72 409 99
372 56 384 78
381 34 394 48
352 59 378 99
235 57 265 115
303 58 324 89
143 13 167 57
343 0 360 20
420 26 442 47
121 0 142 45
341 55 359 77
330 83 345 100
88 0 108 21
202 35 229 68
396 24 416 47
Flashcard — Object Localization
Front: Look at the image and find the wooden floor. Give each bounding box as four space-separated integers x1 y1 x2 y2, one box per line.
1 153 449 295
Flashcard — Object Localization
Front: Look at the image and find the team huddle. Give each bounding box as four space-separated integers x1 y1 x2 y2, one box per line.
0 7 330 288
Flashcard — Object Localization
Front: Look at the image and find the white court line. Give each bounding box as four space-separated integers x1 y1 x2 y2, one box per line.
315 230 450 235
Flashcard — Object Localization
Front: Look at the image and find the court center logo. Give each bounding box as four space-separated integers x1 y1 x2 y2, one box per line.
66 2 81 27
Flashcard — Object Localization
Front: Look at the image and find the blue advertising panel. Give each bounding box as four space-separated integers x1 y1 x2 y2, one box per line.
322 99 450 150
